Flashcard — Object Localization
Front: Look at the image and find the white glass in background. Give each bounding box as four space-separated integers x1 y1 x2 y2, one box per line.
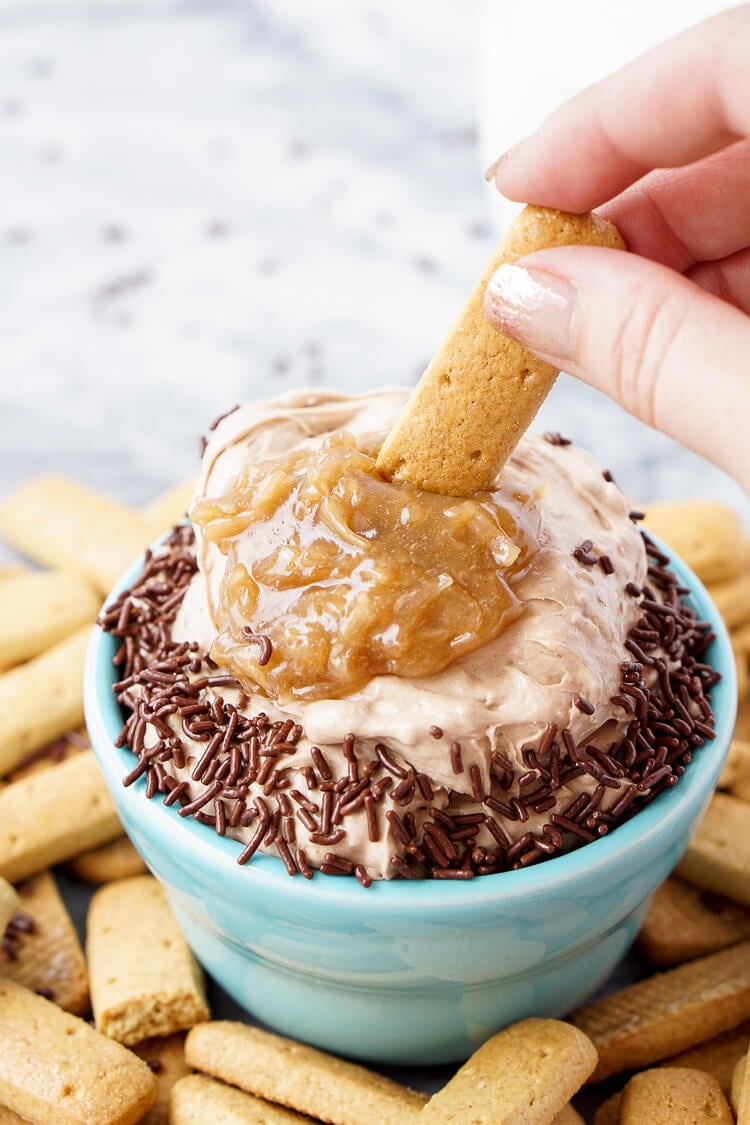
477 0 729 233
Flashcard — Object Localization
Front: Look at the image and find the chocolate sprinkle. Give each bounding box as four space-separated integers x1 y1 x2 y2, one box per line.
102 526 718 883
543 432 572 446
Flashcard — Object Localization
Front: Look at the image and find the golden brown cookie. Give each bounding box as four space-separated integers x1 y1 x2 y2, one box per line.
0 977 157 1125
709 572 750 631
642 501 745 585
568 939 750 1082
0 750 121 883
68 835 147 883
185 1020 427 1124
1 871 88 1015
660 1019 750 1096
420 1018 598 1123
676 792 750 906
638 877 750 966
0 625 91 777
133 1034 192 1125
619 1067 733 1123
0 474 150 594
0 878 17 936
87 876 209 1045
376 206 625 496
719 739 750 791
170 1074 310 1124
0 569 100 672
592 1092 623 1125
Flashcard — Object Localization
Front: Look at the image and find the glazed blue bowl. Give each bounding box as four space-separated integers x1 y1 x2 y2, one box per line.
84 536 736 1065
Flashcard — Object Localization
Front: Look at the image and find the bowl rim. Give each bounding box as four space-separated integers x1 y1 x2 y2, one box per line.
84 528 737 914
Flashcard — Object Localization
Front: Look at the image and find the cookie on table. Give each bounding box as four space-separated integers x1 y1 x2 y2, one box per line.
0 474 150 594
133 1034 192 1125
0 878 17 936
592 1091 623 1125
0 625 91 777
619 1067 733 1123
0 750 121 884
185 1020 428 1124
569 939 750 1082
642 500 745 585
420 1018 597 1124
660 1018 750 1097
638 876 750 966
0 568 100 672
0 978 157 1125
676 792 750 906
87 876 209 1045
68 835 147 883
170 1074 311 1124
1 871 88 1015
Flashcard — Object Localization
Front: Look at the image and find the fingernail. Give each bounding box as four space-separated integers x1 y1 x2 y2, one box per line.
484 263 576 362
484 139 525 182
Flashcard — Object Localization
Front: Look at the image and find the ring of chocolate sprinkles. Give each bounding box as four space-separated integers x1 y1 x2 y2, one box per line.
101 526 719 884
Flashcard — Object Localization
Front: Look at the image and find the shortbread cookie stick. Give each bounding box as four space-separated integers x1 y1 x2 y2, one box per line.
0 978 157 1125
87 875 209 1045
0 624 91 776
733 1051 750 1123
592 1092 623 1125
660 1019 750 1096
185 1021 428 1124
676 792 750 906
421 1018 596 1124
0 750 121 883
68 835 147 883
0 877 18 935
638 877 750 966
569 939 750 1082
376 206 625 496
142 476 197 536
619 1067 733 1123
553 1108 584 1125
0 1107 26 1124
133 1035 191 1125
643 501 745 585
170 1074 311 1124
0 474 150 594
0 569 100 672
732 1053 747 1116
1 871 88 1015
719 739 750 791
709 572 750 631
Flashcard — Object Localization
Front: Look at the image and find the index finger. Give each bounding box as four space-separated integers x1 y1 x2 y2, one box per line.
491 5 750 212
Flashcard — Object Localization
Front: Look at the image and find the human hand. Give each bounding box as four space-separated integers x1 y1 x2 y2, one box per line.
483 5 750 491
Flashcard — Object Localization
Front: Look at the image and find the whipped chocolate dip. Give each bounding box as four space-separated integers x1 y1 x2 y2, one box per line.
102 389 718 883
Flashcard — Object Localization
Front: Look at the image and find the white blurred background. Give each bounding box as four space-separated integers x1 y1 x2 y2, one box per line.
0 0 746 561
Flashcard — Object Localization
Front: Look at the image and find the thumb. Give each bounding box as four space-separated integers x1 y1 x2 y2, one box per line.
483 246 750 491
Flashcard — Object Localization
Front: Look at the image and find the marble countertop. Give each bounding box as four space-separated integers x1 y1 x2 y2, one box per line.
0 0 747 565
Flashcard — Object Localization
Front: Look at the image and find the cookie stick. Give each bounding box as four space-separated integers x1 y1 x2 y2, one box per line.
0 978 157 1125
2 871 89 1015
620 1068 733 1123
421 1018 597 1124
376 206 625 497
0 751 121 883
87 876 209 1046
185 1021 428 1124
0 877 18 935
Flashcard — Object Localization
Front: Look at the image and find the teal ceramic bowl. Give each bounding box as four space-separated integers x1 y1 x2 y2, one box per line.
84 536 736 1065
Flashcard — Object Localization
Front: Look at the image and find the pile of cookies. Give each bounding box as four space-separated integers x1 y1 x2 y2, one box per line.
0 476 749 1123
